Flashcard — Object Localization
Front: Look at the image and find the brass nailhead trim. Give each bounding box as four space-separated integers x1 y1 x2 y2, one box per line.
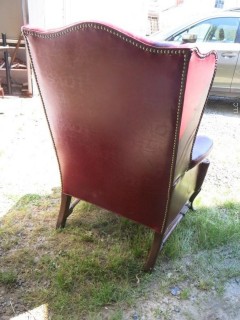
160 53 189 234
23 22 190 57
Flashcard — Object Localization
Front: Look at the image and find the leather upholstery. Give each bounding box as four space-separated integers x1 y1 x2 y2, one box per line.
22 22 217 235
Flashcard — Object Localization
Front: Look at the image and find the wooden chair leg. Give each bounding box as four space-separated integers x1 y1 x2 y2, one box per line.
143 232 163 272
189 159 210 210
56 193 72 228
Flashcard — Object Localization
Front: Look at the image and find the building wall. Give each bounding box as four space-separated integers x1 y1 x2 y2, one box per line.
26 0 240 37
0 0 23 40
28 0 149 35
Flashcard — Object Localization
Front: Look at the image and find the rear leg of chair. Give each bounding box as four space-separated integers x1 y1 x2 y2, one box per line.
143 232 163 272
189 159 210 210
56 193 81 228
56 193 72 228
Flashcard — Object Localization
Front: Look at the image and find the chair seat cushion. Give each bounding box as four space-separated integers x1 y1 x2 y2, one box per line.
190 135 213 169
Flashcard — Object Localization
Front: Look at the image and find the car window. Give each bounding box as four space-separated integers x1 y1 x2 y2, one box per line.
169 17 240 43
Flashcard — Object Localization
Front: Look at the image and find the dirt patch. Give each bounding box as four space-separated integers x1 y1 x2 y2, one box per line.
121 266 240 320
122 281 240 320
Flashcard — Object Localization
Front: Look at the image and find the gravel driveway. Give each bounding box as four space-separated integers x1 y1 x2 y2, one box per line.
198 99 240 198
0 96 60 218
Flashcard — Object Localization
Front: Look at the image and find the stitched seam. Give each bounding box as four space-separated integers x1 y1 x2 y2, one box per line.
160 52 190 234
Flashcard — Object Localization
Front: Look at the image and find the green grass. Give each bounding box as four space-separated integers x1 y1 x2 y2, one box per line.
0 190 240 319
162 201 240 259
0 191 152 318
0 270 17 286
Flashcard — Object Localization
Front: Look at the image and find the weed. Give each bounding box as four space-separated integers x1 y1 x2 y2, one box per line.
14 194 42 208
153 307 171 320
0 270 17 286
180 288 191 299
198 279 215 291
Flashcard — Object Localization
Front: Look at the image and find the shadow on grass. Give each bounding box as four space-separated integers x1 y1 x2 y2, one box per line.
0 188 240 319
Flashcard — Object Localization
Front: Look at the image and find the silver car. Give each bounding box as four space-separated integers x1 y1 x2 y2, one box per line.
151 9 240 99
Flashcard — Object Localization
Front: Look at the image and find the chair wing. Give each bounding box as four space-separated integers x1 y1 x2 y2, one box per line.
22 22 217 271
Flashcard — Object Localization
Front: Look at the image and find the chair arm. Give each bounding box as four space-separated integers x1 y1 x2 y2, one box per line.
189 135 213 169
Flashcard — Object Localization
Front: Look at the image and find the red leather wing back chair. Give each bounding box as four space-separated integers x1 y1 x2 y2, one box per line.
22 22 217 271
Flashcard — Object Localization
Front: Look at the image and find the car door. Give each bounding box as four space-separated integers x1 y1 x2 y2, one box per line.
203 17 240 94
206 42 240 94
230 45 240 95
167 17 240 95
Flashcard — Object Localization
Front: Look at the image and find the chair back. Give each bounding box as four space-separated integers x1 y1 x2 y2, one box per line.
22 22 216 232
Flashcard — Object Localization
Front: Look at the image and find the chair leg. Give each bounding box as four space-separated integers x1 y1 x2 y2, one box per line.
143 205 189 272
189 159 210 210
143 232 163 272
189 189 201 210
56 193 72 228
